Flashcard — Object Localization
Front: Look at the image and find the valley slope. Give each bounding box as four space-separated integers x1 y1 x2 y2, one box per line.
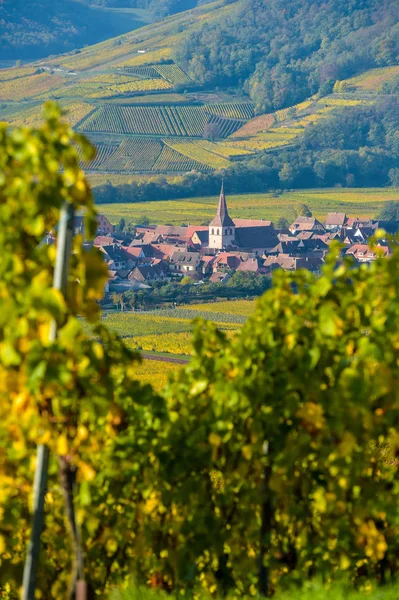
0 0 398 194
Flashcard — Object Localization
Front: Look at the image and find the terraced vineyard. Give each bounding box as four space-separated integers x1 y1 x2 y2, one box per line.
79 104 243 138
0 72 64 101
118 66 162 78
85 143 119 169
152 144 213 172
96 138 163 171
228 91 375 153
163 139 231 169
84 137 234 173
153 64 191 85
204 102 255 120
198 140 253 157
3 100 95 129
335 65 399 92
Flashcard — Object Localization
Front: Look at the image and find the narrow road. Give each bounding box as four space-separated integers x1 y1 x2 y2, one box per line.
141 353 189 365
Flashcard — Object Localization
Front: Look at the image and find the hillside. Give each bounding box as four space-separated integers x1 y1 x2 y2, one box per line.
0 1 216 61
0 0 398 194
0 1 154 61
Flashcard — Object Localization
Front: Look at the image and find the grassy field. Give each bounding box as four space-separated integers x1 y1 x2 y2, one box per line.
97 187 399 226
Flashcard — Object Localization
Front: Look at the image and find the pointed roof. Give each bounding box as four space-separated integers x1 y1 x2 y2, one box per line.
209 183 235 228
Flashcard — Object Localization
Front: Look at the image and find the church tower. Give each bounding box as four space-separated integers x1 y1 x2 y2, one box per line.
208 183 235 249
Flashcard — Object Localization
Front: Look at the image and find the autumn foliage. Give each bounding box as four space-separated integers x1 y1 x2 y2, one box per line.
0 106 398 598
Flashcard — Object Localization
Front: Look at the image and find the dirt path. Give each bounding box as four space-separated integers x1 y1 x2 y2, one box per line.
141 353 189 365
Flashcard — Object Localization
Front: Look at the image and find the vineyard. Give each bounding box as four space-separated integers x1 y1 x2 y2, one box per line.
107 93 187 104
335 65 399 92
126 332 194 355
119 66 161 78
231 97 316 138
97 301 255 387
0 66 37 81
83 143 119 170
132 359 180 391
163 138 231 169
79 104 244 138
3 101 95 129
152 144 214 172
197 140 253 157
1 0 399 178
185 299 256 317
45 77 173 100
228 93 376 153
101 308 242 338
102 138 162 171
153 63 191 85
100 302 250 362
83 137 231 173
203 102 255 120
115 47 173 68
0 72 64 101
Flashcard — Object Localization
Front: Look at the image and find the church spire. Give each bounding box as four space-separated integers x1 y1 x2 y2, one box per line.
209 181 235 228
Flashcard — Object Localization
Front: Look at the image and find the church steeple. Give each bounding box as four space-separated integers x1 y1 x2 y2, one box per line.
209 181 235 228
209 183 235 249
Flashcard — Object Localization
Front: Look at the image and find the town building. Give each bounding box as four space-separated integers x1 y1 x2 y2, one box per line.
87 186 398 296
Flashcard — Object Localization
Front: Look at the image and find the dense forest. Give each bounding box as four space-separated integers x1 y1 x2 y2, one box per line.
95 97 399 205
175 0 399 113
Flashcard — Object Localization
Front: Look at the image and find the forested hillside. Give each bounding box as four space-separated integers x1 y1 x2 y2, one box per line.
0 0 151 60
81 0 213 19
176 0 399 113
0 0 215 61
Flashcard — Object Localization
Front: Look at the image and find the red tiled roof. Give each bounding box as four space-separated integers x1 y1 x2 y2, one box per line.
324 212 347 226
122 246 143 257
234 219 272 227
151 244 179 258
346 244 390 258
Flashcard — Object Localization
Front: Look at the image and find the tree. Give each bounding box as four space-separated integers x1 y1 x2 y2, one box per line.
277 216 289 229
297 203 312 217
203 122 221 141
278 163 295 187
111 292 124 311
388 168 399 187
124 290 137 311
378 200 399 221
137 215 150 226
180 276 193 285
118 217 126 232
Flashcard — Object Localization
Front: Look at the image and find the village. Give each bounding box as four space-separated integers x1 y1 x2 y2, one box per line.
61 186 398 300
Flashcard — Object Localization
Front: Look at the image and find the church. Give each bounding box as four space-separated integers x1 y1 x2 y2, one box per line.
203 184 279 254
